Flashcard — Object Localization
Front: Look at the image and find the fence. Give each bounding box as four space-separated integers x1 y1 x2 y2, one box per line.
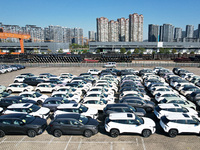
1 62 200 68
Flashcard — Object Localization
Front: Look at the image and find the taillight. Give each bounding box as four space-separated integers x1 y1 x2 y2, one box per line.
49 124 53 127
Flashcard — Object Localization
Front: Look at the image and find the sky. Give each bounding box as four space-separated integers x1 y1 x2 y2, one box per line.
1 0 200 40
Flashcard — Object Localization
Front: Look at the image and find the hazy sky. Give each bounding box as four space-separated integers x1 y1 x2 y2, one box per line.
1 0 200 40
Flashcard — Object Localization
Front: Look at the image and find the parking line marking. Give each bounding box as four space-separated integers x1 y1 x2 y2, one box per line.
0 138 7 144
15 136 26 147
77 139 82 150
136 138 138 146
141 137 146 150
110 142 113 150
48 137 55 144
64 136 72 150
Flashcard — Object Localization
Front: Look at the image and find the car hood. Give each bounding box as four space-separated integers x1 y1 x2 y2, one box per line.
87 107 98 115
86 117 99 126
143 117 156 126
37 107 50 115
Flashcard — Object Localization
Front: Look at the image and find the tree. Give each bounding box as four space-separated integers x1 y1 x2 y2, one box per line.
120 48 126 54
33 48 39 54
159 48 170 54
47 49 52 54
127 51 131 55
190 51 195 54
134 48 140 54
139 48 146 54
82 49 88 54
96 49 101 53
57 48 63 53
172 49 177 54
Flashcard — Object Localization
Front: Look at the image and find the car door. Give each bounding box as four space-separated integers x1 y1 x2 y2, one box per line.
12 119 26 134
185 119 200 133
0 119 14 134
68 119 82 134
127 119 142 134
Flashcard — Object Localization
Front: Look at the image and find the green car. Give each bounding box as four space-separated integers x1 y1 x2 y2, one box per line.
160 97 196 110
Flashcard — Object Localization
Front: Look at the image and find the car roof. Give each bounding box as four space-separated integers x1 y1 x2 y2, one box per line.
165 113 193 120
158 103 182 108
55 113 80 119
7 103 32 108
106 103 129 108
57 103 80 109
109 113 136 120
0 113 27 119
45 97 63 101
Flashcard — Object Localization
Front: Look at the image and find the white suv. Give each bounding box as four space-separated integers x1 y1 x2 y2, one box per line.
105 113 156 138
160 114 200 137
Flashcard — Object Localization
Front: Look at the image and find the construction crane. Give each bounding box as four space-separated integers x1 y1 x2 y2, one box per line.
0 27 31 54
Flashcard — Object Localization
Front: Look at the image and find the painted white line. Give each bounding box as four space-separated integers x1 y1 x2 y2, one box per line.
141 137 146 150
136 138 138 146
64 136 72 150
110 142 113 150
77 139 82 150
0 138 7 144
48 137 55 144
15 136 26 147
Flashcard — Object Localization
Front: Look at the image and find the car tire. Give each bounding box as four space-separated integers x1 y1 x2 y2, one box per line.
53 129 62 137
7 90 12 94
27 129 36 138
0 130 5 138
84 130 93 138
37 100 43 105
14 80 18 83
142 129 151 138
36 90 41 93
168 129 178 138
110 129 119 138
24 89 28 92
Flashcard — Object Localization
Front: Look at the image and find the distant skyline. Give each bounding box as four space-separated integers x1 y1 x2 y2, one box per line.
1 0 200 40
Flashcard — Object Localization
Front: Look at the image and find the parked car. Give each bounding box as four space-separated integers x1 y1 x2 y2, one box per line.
87 69 101 75
3 103 50 119
105 113 156 138
0 113 47 137
35 83 58 93
49 113 99 137
14 75 26 83
6 83 34 93
160 114 200 138
103 62 116 68
23 77 45 86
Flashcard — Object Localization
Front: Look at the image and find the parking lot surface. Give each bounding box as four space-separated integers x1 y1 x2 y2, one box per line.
0 66 200 150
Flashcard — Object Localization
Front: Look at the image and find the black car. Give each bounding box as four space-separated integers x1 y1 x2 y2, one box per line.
186 91 200 102
103 103 146 117
119 97 155 112
20 73 35 77
42 97 76 112
39 73 57 77
23 77 45 86
0 113 47 137
0 96 38 108
49 113 99 137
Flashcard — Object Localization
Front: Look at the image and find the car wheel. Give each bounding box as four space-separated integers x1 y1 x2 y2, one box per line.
36 89 41 93
7 90 12 94
0 130 5 138
24 89 28 92
14 80 18 83
168 129 178 138
37 100 43 105
142 129 151 138
84 130 93 138
27 129 36 138
52 90 55 93
190 107 195 110
53 129 62 137
110 129 119 138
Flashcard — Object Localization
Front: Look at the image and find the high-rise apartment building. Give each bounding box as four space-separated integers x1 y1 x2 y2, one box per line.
198 24 200 38
186 25 194 38
174 27 182 39
97 17 109 42
162 24 174 42
108 20 119 42
24 25 44 42
129 13 143 42
125 19 129 42
88 31 96 41
148 24 159 42
117 18 129 42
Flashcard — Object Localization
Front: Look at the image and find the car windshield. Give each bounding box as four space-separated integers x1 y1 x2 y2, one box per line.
129 106 136 112
34 92 42 97
100 99 107 104
29 105 40 112
135 115 144 124
79 105 88 112
22 114 35 124
79 115 89 125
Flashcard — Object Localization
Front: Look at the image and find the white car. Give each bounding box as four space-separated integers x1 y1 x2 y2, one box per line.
19 91 48 104
87 69 101 75
84 91 115 102
6 83 34 94
4 103 50 119
152 87 178 96
119 91 150 101
35 83 58 93
105 113 156 138
160 113 200 137
82 98 114 111
60 73 76 78
154 103 198 119
95 83 117 93
87 87 114 96
14 75 26 83
155 92 186 102
56 87 82 96
51 91 81 103
54 103 98 119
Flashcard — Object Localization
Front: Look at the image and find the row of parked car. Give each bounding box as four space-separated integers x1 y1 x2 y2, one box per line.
0 64 25 74
0 67 200 138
